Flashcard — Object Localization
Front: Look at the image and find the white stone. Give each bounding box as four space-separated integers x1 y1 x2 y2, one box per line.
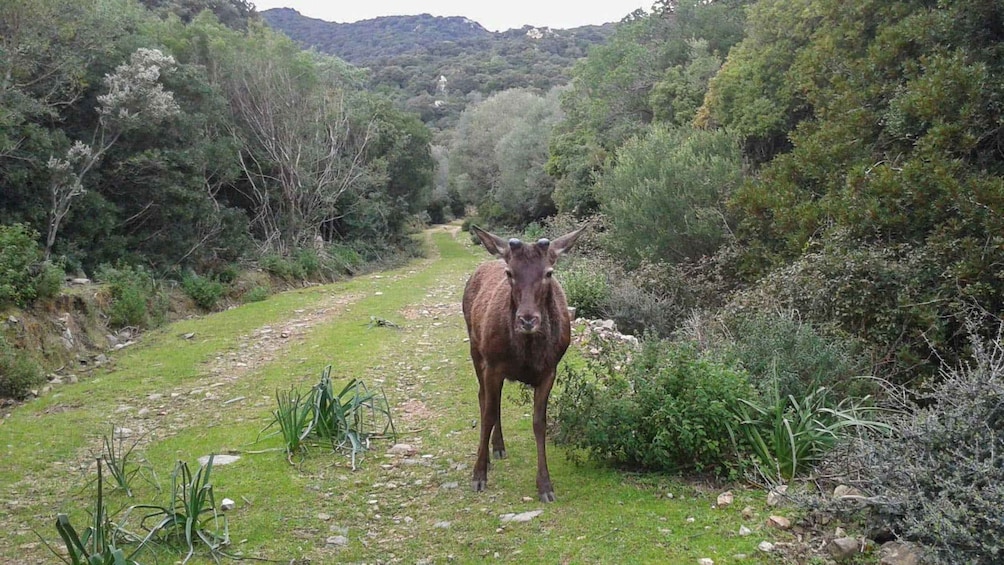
499 510 543 523
220 498 235 511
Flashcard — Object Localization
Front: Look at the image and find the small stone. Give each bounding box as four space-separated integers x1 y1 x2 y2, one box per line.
198 454 240 466
767 484 788 506
757 541 774 553
741 505 755 519
716 491 734 507
440 482 459 490
220 498 235 511
767 515 791 530
499 510 543 523
835 527 846 537
137 408 150 418
685 516 695 523
833 484 864 499
326 535 348 546
828 537 860 561
317 513 331 521
698 559 714 565
738 525 752 536
434 521 451 529
879 541 922 565
387 443 417 456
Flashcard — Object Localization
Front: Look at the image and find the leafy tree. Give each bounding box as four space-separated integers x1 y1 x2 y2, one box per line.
449 88 564 227
597 125 741 267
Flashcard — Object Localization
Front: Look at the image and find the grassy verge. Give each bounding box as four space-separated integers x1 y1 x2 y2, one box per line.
1 227 781 564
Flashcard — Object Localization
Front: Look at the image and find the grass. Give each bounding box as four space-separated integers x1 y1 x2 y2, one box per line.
0 227 782 564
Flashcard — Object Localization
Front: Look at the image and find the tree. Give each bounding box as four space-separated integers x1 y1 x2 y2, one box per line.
448 87 564 227
214 26 378 252
596 125 741 266
45 48 181 259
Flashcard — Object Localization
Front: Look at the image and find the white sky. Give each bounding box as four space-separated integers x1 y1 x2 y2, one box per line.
251 1 651 32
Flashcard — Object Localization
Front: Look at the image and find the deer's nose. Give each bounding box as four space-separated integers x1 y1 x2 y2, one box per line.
517 314 540 333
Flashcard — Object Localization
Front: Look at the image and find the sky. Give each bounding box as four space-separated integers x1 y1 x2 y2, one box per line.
250 1 651 32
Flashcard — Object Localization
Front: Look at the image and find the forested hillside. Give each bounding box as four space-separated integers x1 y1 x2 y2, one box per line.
260 9 616 129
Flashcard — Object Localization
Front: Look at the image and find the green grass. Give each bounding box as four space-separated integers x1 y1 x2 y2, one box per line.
0 227 782 564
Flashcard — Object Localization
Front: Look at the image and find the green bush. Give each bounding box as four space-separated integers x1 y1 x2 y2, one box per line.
0 334 43 400
243 286 270 303
554 339 754 477
715 313 870 400
96 264 166 329
181 272 225 311
558 259 611 319
295 248 322 278
0 223 63 307
260 254 296 280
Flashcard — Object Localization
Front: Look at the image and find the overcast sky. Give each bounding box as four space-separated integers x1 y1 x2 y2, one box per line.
251 1 651 32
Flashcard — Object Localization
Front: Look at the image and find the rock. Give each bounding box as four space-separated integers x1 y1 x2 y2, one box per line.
739 525 752 536
434 521 451 529
767 515 791 530
137 408 150 418
499 510 543 523
767 484 788 506
198 454 240 466
833 484 864 499
716 491 734 507
828 537 860 561
317 513 331 521
879 541 923 565
220 498 235 511
440 482 459 490
387 443 417 456
741 505 755 519
326 535 348 546
69 278 91 285
698 559 714 565
757 541 774 553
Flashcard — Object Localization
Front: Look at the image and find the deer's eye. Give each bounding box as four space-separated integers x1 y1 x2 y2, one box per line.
545 269 554 279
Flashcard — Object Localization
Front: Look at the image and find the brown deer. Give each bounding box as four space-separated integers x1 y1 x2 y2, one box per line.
462 224 585 502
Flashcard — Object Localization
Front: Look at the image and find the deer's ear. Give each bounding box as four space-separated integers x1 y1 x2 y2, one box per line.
550 225 587 258
470 225 510 259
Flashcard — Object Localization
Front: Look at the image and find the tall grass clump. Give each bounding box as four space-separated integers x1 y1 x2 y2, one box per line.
42 458 140 565
123 456 227 564
262 365 395 469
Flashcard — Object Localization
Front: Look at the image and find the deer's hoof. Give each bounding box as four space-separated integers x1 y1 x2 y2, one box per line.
472 478 487 492
492 449 507 459
539 490 556 503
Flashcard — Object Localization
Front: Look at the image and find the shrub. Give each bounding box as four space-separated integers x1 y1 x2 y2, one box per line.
260 254 296 280
295 248 322 278
815 331 1004 564
558 258 611 319
243 286 269 303
708 312 870 400
0 223 63 307
96 264 166 329
0 334 43 400
554 339 754 477
181 272 225 311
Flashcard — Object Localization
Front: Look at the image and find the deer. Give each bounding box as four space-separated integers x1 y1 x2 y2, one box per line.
462 224 585 502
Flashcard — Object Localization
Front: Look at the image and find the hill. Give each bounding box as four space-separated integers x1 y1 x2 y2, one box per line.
260 9 616 129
